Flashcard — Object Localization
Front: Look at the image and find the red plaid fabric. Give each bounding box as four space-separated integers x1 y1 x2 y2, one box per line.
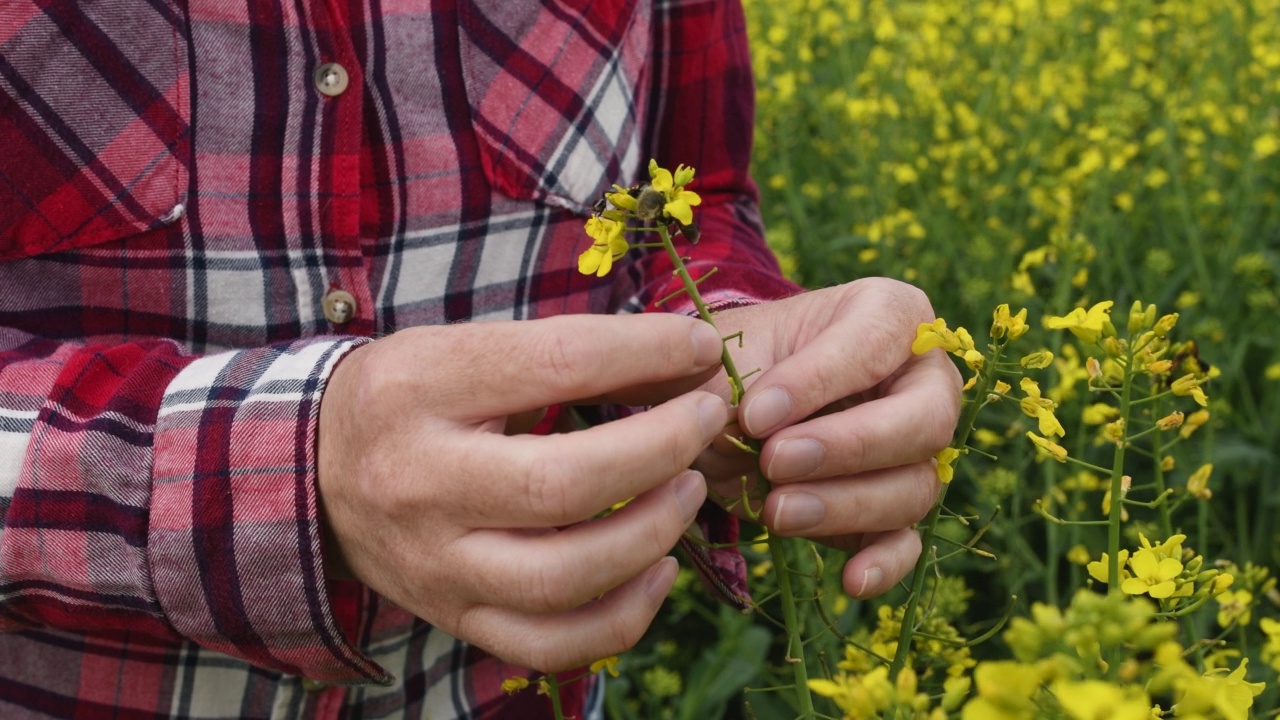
0 0 794 717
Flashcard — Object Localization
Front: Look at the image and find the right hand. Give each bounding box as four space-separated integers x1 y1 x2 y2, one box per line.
317 314 729 672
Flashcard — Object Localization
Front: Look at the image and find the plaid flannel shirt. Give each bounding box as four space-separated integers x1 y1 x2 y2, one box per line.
0 0 794 717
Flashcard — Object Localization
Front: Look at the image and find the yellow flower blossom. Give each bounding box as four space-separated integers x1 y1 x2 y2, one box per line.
647 159 702 225
1082 403 1120 425
1120 547 1183 599
936 446 962 483
1216 589 1253 628
1020 378 1064 437
1046 300 1114 344
1260 618 1280 673
1186 463 1213 500
589 655 622 677
1174 659 1264 720
1156 411 1184 430
991 303 1029 340
1020 350 1053 369
1255 133 1279 160
1051 679 1152 720
1090 548 1131 584
501 676 530 694
1171 373 1209 407
961 661 1041 720
1180 409 1210 438
1027 431 1068 462
578 215 630 277
913 318 963 354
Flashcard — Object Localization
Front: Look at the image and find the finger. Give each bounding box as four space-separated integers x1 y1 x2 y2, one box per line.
738 280 937 438
456 556 678 672
762 461 940 538
585 363 721 408
756 351 961 481
446 392 727 527
418 314 725 418
457 471 706 612
841 528 922 599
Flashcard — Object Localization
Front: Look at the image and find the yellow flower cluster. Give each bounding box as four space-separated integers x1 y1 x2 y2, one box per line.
577 160 701 277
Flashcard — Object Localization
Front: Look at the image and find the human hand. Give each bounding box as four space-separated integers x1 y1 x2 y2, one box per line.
317 314 729 672
692 278 963 599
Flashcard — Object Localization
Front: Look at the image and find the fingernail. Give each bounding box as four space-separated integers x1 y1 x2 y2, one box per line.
690 323 723 366
766 438 825 481
644 556 679 604
858 566 885 597
743 387 791 436
771 492 826 534
673 470 706 521
698 395 727 442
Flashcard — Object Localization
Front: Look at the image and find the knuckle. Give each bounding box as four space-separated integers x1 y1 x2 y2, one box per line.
532 330 592 392
927 404 960 455
522 452 581 523
604 614 644 658
515 555 574 613
909 463 942 522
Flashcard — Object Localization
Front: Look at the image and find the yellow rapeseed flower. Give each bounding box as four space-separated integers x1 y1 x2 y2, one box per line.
501 676 530 694
913 318 963 354
991 303 1029 340
1046 301 1114 344
1187 463 1213 500
1026 431 1068 462
1216 589 1253 628
578 215 630 277
1171 373 1209 407
1180 409 1210 438
1051 679 1151 720
1174 659 1264 720
1120 547 1183 599
647 159 702 225
589 655 622 677
936 446 962 484
1088 549 1130 585
1020 350 1054 369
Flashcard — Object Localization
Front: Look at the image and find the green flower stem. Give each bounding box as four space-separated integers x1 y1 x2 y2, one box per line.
547 672 565 720
654 223 815 720
768 534 817 720
1107 342 1138 592
890 342 1005 678
656 225 749 403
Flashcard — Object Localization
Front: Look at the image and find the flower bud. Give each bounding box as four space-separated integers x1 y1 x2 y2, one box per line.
1157 411 1185 430
1153 313 1179 337
1020 350 1054 369
1128 301 1153 334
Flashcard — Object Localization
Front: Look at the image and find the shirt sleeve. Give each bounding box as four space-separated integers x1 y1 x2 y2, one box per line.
623 0 802 313
0 328 391 685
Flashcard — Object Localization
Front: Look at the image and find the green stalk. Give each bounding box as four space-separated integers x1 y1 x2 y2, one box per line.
768 534 816 719
655 223 815 719
547 672 565 720
890 342 1004 678
1106 343 1137 592
656 225 749 403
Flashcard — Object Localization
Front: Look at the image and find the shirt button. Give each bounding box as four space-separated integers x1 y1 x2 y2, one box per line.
323 289 357 324
314 62 349 97
300 677 329 693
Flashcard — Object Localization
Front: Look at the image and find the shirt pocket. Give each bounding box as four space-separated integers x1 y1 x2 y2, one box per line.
457 0 651 213
0 0 190 261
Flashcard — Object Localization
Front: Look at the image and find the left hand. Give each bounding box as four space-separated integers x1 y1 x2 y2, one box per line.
691 278 963 599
